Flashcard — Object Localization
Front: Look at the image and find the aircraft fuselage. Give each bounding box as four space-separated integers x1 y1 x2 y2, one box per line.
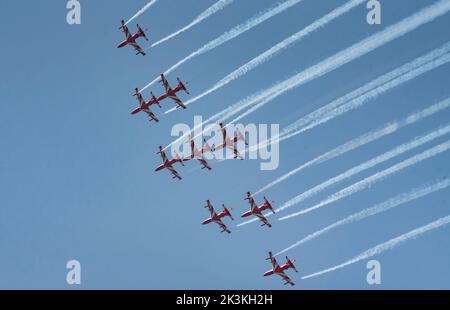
264 264 290 277
117 34 140 49
241 204 269 217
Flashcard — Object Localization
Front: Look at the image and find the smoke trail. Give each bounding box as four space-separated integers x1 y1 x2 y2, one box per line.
276 178 450 256
280 54 450 142
252 97 450 198
151 0 235 47
229 48 448 128
279 45 450 138
276 124 450 215
219 50 450 162
141 0 305 92
125 0 159 25
165 0 450 150
237 103 450 227
162 81 284 151
194 1 450 129
302 214 450 280
247 45 450 154
279 140 450 221
165 0 366 113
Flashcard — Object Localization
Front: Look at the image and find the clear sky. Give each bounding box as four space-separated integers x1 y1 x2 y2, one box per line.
0 0 449 289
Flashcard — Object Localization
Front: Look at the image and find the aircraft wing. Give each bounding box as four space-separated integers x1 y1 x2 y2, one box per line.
212 141 242 160
121 24 132 39
255 212 272 227
278 272 295 286
214 219 230 234
233 148 244 160
247 197 257 211
197 158 212 170
221 125 230 145
206 202 217 218
267 252 280 270
160 74 172 93
168 166 182 180
130 42 146 56
158 149 168 163
135 92 145 107
142 108 159 122
168 94 187 109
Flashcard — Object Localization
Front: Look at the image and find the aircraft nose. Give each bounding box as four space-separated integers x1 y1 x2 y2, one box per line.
263 270 273 277
202 219 212 225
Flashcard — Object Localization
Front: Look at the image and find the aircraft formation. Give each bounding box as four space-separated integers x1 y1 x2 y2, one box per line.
201 194 298 286
202 192 275 233
154 123 246 180
131 74 189 122
112 0 450 289
118 20 296 287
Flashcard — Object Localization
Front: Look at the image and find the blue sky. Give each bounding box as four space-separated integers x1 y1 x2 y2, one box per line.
0 0 449 289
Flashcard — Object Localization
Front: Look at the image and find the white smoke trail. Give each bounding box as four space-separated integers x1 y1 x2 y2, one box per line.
229 48 448 128
141 0 305 92
219 44 450 164
165 0 366 113
237 104 450 227
253 97 450 198
278 46 450 139
279 54 450 142
246 45 450 154
163 80 284 151
276 178 450 256
252 98 450 197
125 0 159 25
151 0 235 47
207 1 450 125
275 124 450 214
164 0 450 150
279 140 450 221
302 214 450 280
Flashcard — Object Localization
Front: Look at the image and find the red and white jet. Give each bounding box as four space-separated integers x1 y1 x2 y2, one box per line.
241 192 275 228
117 20 149 56
202 200 234 234
264 251 298 286
156 74 190 110
183 135 212 171
154 146 184 180
211 123 247 160
131 88 161 122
